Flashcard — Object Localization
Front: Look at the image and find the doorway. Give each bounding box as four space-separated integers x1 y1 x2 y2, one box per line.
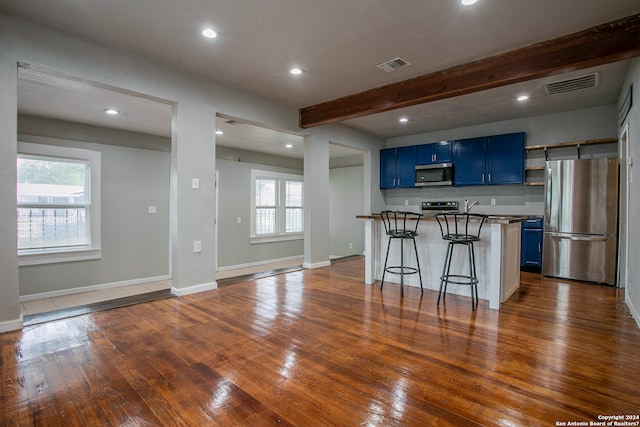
16 66 173 316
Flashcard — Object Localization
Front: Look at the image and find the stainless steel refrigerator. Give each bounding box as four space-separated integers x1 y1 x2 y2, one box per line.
542 157 619 285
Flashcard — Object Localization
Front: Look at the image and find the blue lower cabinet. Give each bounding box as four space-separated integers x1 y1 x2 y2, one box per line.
521 218 543 269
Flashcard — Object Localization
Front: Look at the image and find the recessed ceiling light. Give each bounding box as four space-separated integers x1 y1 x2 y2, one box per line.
215 130 224 135
290 67 304 75
399 117 409 123
202 28 217 39
461 0 478 5
285 144 293 149
517 95 530 102
104 109 120 115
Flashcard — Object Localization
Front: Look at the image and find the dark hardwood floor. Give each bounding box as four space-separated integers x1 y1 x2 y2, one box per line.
2 257 639 426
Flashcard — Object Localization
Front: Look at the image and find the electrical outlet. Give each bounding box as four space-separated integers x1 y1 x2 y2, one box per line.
491 198 496 206
193 240 202 253
192 178 200 189
349 242 353 249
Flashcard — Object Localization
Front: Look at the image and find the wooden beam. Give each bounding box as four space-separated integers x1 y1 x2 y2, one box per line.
299 13 640 129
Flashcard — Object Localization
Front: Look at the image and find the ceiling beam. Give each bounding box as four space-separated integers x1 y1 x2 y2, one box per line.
299 13 640 129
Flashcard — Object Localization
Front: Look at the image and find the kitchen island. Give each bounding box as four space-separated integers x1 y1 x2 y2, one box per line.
357 214 525 310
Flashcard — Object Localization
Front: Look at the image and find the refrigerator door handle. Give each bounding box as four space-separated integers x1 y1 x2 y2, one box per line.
547 233 609 243
544 164 552 227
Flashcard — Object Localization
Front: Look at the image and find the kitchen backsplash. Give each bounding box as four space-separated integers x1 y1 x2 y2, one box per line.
383 184 544 216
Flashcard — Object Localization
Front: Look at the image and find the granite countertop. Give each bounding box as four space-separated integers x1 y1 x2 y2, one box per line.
356 213 531 224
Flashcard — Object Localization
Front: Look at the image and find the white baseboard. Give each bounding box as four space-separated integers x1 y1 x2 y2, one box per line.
626 293 640 330
303 260 331 269
0 315 23 333
19 275 171 302
217 255 303 272
171 281 217 297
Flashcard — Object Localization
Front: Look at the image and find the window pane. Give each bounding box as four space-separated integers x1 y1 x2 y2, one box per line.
255 207 276 235
17 155 90 250
286 180 302 207
255 179 276 207
286 207 303 233
17 207 88 249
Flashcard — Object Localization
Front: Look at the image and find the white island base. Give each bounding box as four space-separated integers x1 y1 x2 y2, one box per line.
360 216 522 310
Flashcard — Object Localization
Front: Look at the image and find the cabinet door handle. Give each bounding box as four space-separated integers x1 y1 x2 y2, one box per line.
432 154 436 162
482 174 485 183
538 243 541 253
488 173 492 183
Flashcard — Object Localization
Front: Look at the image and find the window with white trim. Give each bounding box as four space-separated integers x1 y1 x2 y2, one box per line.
17 142 101 265
250 169 303 243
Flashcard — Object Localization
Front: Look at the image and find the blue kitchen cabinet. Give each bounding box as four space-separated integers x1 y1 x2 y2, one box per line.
453 132 525 186
486 133 525 184
416 141 452 165
380 146 416 189
452 137 486 185
380 148 397 189
521 218 543 269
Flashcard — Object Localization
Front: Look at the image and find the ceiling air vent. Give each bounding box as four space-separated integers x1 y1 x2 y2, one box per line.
376 57 411 72
544 73 599 96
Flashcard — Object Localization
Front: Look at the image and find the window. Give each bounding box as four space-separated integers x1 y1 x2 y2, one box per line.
17 142 101 265
251 169 303 243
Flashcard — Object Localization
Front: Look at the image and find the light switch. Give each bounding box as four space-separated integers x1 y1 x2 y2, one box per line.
237 216 242 224
193 240 202 253
192 178 200 189
148 205 157 214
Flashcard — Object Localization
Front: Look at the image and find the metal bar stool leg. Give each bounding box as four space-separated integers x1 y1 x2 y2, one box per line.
438 241 454 305
381 237 392 290
412 237 423 292
466 242 475 310
470 242 479 310
399 237 405 297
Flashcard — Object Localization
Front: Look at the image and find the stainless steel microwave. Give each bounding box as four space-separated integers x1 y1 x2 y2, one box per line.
415 163 454 187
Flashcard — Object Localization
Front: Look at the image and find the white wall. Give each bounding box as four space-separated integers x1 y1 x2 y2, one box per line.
619 58 640 326
0 13 384 329
383 105 619 216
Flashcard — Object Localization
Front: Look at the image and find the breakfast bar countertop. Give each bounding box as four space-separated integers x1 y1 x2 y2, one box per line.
356 213 531 224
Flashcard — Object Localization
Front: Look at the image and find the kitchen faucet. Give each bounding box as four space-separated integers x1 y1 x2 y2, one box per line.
464 199 479 213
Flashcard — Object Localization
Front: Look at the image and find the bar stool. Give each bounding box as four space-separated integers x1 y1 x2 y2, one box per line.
435 213 487 310
379 211 423 297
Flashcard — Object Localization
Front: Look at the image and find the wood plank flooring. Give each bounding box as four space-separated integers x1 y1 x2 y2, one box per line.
2 256 639 426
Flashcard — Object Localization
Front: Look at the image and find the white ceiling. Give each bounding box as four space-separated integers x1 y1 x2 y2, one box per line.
5 0 640 156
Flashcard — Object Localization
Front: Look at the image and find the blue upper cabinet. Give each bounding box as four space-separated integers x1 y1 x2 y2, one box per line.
453 132 525 186
453 137 486 185
416 141 452 165
486 133 525 185
380 148 397 189
380 146 416 189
